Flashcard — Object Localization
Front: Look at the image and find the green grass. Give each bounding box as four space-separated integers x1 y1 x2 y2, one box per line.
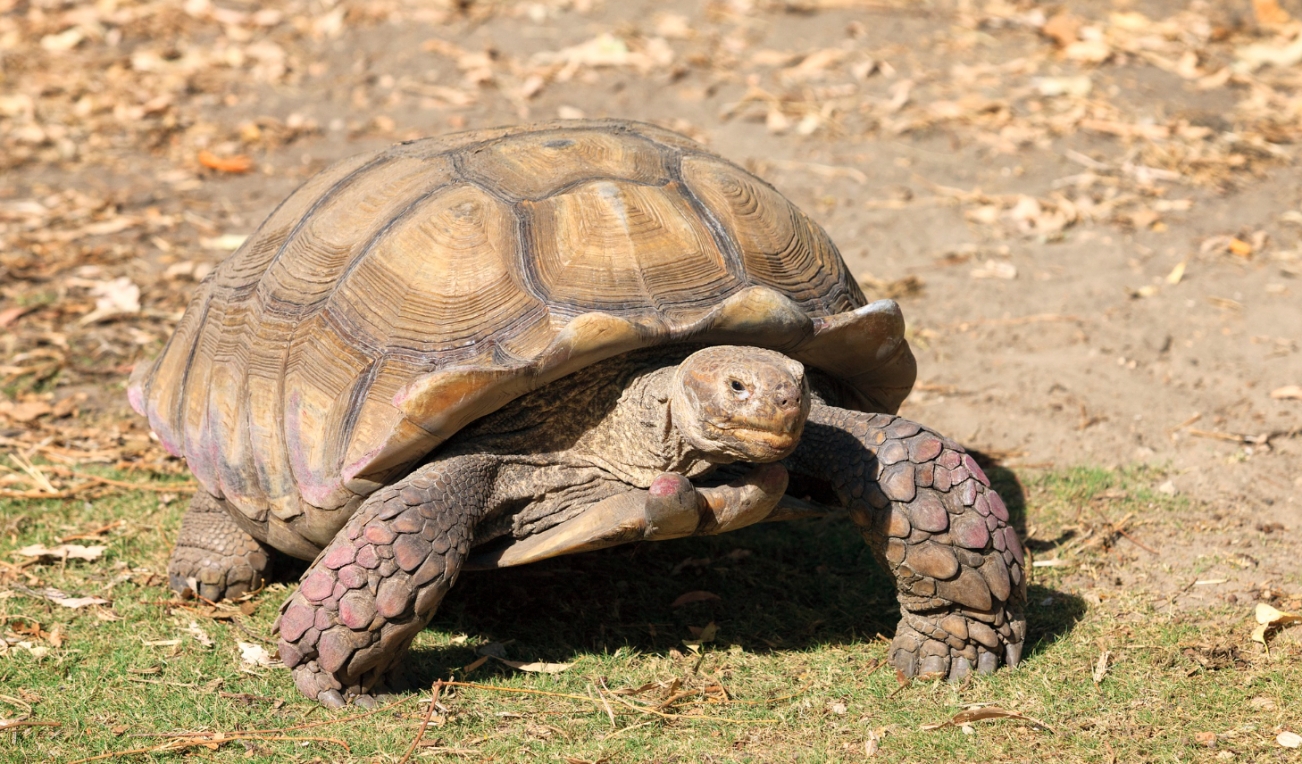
1 465 1299 762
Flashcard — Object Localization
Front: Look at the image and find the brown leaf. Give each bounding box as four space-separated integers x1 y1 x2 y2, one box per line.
198 150 253 173
16 544 106 562
2 401 53 423
671 590 722 607
494 657 573 674
1042 13 1081 47
0 306 36 328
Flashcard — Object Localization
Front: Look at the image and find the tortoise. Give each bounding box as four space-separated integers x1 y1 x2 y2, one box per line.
129 119 1027 707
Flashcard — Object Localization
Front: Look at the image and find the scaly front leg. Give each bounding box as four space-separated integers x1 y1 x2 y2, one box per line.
786 405 1027 681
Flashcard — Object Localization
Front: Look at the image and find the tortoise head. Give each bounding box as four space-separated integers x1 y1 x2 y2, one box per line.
670 346 810 464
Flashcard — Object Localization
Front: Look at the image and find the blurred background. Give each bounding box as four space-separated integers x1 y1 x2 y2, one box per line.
2 0 1300 614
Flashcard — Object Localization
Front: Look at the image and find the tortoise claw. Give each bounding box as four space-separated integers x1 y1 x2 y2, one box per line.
976 649 999 675
318 689 346 709
353 694 378 710
920 654 947 677
948 656 972 682
1005 641 1023 669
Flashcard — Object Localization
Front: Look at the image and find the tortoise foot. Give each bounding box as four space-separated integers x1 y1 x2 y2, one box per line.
168 491 271 601
275 458 488 706
889 609 1026 682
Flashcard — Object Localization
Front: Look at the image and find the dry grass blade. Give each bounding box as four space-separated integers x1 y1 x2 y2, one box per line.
397 681 443 764
921 705 1054 733
67 734 350 763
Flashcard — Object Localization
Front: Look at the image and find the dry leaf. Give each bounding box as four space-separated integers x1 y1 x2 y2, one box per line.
921 706 1053 733
1092 649 1110 684
494 658 573 674
971 260 1018 280
237 641 278 667
1279 731 1302 748
1041 13 1081 46
16 544 106 562
198 150 253 173
1251 602 1302 651
78 277 141 325
46 592 109 608
1253 0 1292 26
671 591 722 607
1270 385 1302 400
1 401 53 423
187 621 214 648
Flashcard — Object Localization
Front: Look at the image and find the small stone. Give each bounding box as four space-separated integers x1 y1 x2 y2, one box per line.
886 419 921 439
958 479 977 507
916 462 934 488
886 507 912 538
279 603 315 642
1004 527 1025 566
968 620 1000 649
907 434 943 463
300 571 334 603
981 558 1012 602
376 576 413 618
338 564 368 589
339 590 377 630
940 614 968 640
885 539 906 565
963 454 990 486
320 544 356 570
356 545 380 569
908 492 949 533
988 492 1010 522
391 509 424 534
879 462 917 502
951 513 991 550
877 439 907 465
393 534 432 572
936 567 993 610
906 543 960 580
933 466 952 492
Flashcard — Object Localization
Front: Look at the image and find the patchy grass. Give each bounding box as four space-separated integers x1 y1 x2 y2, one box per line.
1 466 1299 763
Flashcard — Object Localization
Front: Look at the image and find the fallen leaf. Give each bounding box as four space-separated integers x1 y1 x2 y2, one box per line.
2 401 53 423
78 277 140 325
237 641 278 667
186 621 214 648
0 305 36 327
48 594 109 608
198 150 253 173
971 260 1018 280
1270 385 1302 400
1228 238 1254 258
671 591 722 607
1279 731 1302 748
493 658 573 674
1041 12 1081 46
1251 602 1302 652
1195 731 1217 747
200 234 248 251
920 706 1054 733
16 544 106 562
1253 0 1292 26
1092 649 1110 684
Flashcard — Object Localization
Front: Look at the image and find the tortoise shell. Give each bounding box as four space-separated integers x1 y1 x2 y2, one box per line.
129 119 916 554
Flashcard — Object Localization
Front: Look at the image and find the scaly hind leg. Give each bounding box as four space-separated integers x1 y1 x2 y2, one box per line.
276 455 502 708
787 405 1028 682
168 491 272 602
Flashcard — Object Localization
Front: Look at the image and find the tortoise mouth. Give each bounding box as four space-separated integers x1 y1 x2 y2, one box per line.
717 424 802 460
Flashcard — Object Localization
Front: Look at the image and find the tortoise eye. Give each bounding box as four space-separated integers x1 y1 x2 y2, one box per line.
729 379 749 399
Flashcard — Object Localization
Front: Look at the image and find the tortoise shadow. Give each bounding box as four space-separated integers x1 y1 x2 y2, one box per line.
406 456 1082 682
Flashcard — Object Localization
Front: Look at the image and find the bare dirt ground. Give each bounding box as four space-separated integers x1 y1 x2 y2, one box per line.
2 0 1300 621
